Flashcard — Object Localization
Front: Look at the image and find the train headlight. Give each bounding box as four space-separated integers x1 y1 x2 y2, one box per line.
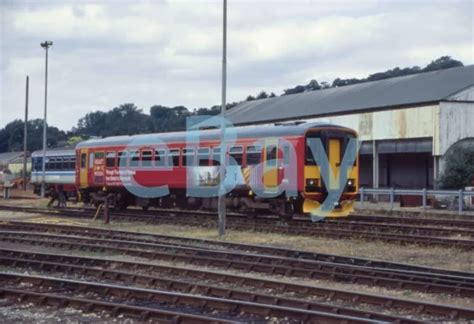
306 179 319 186
347 179 354 186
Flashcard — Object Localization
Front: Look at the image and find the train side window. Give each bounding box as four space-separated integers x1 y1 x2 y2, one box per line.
212 147 221 166
89 152 94 169
283 145 290 165
117 151 128 167
57 157 64 170
155 149 166 167
106 152 116 167
229 146 243 165
169 149 180 167
45 157 52 170
266 145 277 167
197 148 210 166
141 150 153 167
81 153 86 169
183 148 195 167
246 145 261 165
129 150 139 167
68 157 76 170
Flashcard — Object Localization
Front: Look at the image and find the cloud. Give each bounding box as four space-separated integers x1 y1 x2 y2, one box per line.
0 0 472 131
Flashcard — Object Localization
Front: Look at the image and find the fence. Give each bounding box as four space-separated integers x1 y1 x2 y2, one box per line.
359 188 474 214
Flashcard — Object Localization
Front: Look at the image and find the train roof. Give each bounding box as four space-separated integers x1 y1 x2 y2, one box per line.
76 121 350 149
31 148 75 158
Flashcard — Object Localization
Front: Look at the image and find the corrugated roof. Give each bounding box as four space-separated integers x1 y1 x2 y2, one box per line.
226 65 474 125
0 152 25 164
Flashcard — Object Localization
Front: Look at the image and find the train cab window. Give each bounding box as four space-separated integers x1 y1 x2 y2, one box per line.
212 147 221 166
117 151 128 167
130 151 139 167
183 148 195 167
229 146 243 166
154 149 166 167
169 149 180 167
197 148 210 166
266 145 277 167
283 145 290 165
305 143 317 166
246 145 261 165
141 150 153 167
80 153 86 169
106 152 116 167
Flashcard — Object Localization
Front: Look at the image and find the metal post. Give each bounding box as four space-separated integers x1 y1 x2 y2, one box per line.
40 41 53 198
23 76 29 191
372 140 379 202
389 188 394 210
104 196 110 225
360 187 364 205
217 0 227 237
458 189 463 214
422 188 427 209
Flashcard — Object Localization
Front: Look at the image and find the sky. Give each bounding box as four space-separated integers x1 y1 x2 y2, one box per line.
1 0 473 131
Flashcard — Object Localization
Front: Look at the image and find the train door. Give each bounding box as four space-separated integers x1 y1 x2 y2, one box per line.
78 149 88 188
263 140 279 192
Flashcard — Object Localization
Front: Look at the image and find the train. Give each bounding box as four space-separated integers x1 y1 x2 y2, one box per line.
33 121 359 218
31 148 77 199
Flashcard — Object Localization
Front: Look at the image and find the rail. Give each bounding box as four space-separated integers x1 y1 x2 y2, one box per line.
359 187 474 214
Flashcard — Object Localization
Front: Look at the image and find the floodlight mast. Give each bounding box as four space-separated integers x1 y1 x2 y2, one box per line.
40 40 53 198
218 0 227 236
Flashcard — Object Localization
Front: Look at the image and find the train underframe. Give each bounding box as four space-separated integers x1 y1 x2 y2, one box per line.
80 186 355 220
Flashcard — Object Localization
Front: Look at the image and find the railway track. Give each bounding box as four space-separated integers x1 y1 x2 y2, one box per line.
1 205 473 249
1 248 473 322
0 221 472 321
3 220 474 279
0 222 473 298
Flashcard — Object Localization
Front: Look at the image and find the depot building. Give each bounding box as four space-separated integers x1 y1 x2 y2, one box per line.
227 65 474 189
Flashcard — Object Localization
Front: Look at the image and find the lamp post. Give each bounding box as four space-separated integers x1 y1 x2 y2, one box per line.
40 40 53 198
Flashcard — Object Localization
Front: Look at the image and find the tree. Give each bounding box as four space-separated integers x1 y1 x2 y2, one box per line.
246 95 255 101
437 141 474 189
305 79 321 91
0 119 67 153
283 85 305 96
256 91 268 100
423 56 463 72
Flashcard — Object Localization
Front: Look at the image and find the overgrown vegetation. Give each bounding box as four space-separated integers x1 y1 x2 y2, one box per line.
0 56 465 153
